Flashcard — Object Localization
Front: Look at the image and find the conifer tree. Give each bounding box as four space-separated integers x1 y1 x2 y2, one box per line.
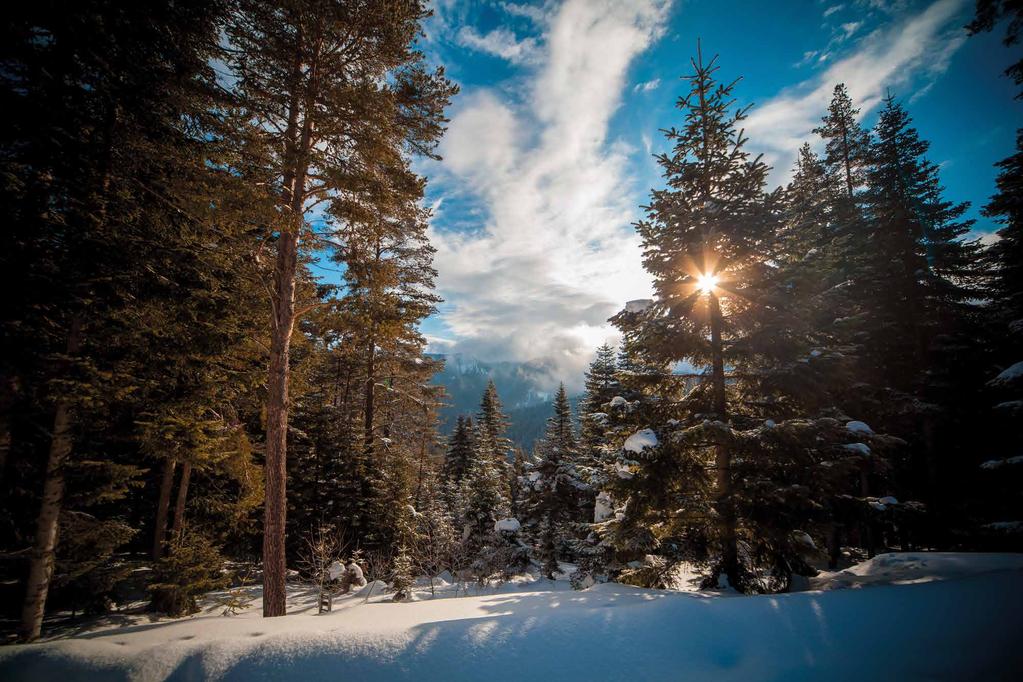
855 95 983 524
224 0 455 616
444 415 476 483
578 344 620 476
523 384 586 577
619 45 775 587
0 0 259 640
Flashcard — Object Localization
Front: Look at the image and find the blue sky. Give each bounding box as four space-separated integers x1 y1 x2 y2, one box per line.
358 0 1019 388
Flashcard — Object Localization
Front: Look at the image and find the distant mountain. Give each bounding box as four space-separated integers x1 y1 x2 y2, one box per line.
429 354 581 452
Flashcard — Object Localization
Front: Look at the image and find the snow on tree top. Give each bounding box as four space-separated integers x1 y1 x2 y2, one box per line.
846 420 874 435
843 442 871 456
991 361 1023 386
624 429 658 453
625 299 653 313
494 518 521 533
980 455 1023 470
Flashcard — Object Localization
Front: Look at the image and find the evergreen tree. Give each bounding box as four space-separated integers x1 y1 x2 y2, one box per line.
522 384 586 576
617 45 775 588
854 94 984 529
477 380 512 467
444 415 476 483
0 0 267 640
225 0 455 616
813 83 872 200
578 344 620 477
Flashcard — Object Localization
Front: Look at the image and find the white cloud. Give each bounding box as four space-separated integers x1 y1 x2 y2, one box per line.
634 78 662 92
745 0 970 184
429 0 671 389
840 21 863 39
823 4 845 18
456 26 541 64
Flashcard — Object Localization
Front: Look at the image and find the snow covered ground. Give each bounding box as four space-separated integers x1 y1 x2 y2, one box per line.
2 553 1021 681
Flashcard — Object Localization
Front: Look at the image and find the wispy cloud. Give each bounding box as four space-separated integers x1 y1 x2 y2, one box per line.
456 26 541 64
823 4 845 18
427 0 671 388
634 78 662 92
745 0 970 183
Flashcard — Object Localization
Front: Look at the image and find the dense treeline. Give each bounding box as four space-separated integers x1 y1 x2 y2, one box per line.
1 0 454 639
0 0 1019 643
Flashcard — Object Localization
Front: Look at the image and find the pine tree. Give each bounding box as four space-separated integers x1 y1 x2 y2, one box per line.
225 0 455 616
444 415 476 483
578 344 619 477
618 45 775 587
854 94 984 529
813 84 872 200
477 380 512 467
0 0 260 640
457 410 509 571
523 384 586 576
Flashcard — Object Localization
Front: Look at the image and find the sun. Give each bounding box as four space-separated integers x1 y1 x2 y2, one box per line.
696 272 719 295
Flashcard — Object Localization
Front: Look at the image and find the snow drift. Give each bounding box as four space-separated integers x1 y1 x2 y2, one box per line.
1 553 1021 681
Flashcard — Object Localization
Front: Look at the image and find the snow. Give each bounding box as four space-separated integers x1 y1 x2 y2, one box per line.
845 420 873 435
980 455 1023 470
327 561 344 581
593 491 613 523
842 442 871 456
809 552 1023 591
984 521 1023 533
990 361 1023 386
494 518 520 533
608 396 627 408
2 554 1022 680
624 428 658 453
624 298 653 313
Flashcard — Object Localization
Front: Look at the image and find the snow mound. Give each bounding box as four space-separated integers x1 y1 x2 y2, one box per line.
594 491 613 523
624 298 653 313
810 552 1023 591
355 579 388 598
624 428 658 453
494 518 521 533
842 442 871 456
980 455 1023 470
990 361 1023 386
846 420 873 435
3 554 1023 681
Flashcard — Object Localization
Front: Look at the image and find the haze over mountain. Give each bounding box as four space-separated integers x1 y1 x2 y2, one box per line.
430 353 583 450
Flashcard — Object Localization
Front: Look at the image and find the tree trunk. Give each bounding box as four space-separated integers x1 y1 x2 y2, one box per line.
152 459 177 559
262 17 320 618
709 292 738 587
263 223 299 617
20 318 82 642
171 461 192 538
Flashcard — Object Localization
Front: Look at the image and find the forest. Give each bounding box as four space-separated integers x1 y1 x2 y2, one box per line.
0 0 1021 679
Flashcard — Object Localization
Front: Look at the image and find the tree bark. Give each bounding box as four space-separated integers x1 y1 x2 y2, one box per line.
263 223 299 617
19 317 82 642
152 459 177 559
709 292 738 587
171 461 192 538
262 17 321 618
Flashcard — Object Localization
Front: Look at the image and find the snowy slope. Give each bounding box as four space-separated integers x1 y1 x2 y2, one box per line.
2 554 1022 681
